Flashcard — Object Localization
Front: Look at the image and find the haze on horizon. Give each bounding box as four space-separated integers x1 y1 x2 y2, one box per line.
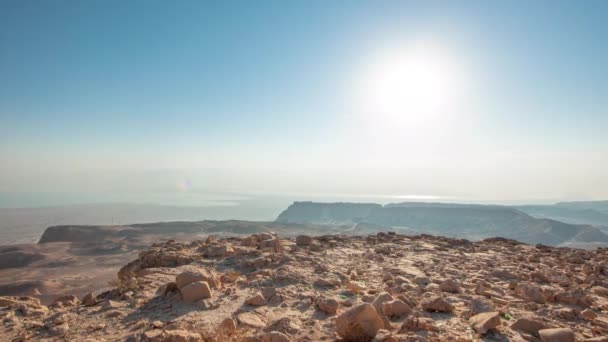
1 0 607 205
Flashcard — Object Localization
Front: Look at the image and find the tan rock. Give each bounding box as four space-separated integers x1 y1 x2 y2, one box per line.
439 279 460 293
421 295 454 313
316 297 339 314
336 303 383 340
581 308 598 321
260 331 291 342
81 292 99 307
50 295 80 308
180 281 212 303
220 318 237 335
246 293 266 306
538 328 575 342
160 329 203 342
381 300 412 317
470 312 501 334
347 281 367 294
516 283 546 304
591 286 608 297
371 292 394 313
176 268 221 289
511 317 549 335
201 243 234 257
264 317 301 336
400 317 438 332
237 312 266 328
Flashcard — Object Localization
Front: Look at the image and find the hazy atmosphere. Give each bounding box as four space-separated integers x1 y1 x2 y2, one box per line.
2 0 607 207
2 2 608 341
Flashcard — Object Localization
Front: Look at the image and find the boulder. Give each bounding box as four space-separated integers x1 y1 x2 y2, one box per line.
336 303 383 341
176 268 221 289
469 312 501 334
180 281 212 303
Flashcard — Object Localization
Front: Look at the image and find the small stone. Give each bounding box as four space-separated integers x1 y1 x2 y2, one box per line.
381 300 412 317
316 297 339 314
439 279 460 293
421 295 454 313
81 293 99 307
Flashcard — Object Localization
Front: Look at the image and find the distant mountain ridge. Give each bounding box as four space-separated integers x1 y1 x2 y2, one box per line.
276 201 608 247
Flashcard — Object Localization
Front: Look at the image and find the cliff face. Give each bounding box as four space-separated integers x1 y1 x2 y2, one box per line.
275 201 608 246
38 225 134 244
275 201 382 224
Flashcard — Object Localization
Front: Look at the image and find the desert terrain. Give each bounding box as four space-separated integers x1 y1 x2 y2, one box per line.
2 232 608 341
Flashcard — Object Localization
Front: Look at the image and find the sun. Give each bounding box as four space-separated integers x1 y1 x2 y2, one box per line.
357 44 465 125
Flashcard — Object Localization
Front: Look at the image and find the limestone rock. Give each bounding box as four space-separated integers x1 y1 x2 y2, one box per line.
176 268 221 289
511 317 549 335
220 318 237 335
180 281 212 303
538 328 575 342
381 300 412 317
260 331 291 342
316 297 339 314
237 312 266 328
421 295 454 313
470 312 501 334
246 293 266 306
335 303 383 341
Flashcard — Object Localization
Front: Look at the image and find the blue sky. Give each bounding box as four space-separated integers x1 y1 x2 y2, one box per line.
1 0 607 202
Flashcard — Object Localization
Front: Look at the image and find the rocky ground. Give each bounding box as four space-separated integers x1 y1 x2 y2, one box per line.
2 232 608 341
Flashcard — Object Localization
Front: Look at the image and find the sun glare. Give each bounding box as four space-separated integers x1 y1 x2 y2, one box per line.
357 43 466 127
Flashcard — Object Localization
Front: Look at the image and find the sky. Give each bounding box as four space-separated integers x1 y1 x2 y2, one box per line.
1 0 607 204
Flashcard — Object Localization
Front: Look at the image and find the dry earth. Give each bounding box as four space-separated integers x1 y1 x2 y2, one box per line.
2 233 608 341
